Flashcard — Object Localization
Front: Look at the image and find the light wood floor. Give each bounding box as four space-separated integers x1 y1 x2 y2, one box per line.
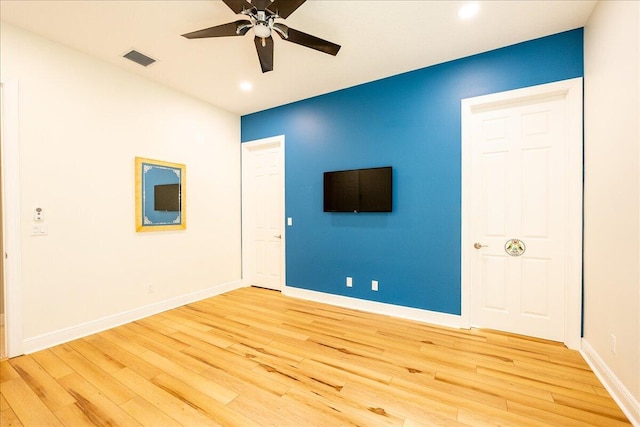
0 287 631 426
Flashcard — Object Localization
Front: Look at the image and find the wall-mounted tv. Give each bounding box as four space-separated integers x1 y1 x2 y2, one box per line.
323 166 392 212
154 183 180 212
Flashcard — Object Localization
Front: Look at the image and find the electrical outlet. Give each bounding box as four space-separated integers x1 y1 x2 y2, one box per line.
372 280 378 291
34 207 44 222
346 277 352 287
610 334 617 354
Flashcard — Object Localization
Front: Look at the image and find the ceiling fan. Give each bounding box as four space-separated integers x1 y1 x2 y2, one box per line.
182 0 341 73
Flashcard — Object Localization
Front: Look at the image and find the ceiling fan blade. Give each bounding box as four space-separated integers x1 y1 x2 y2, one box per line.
254 36 274 73
221 0 252 14
274 25 340 56
182 20 252 39
267 0 306 19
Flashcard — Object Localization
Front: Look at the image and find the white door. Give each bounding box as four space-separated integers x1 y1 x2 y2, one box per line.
462 79 583 345
242 136 285 291
1 80 24 357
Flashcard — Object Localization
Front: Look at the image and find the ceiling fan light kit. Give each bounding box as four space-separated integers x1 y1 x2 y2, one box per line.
181 0 341 73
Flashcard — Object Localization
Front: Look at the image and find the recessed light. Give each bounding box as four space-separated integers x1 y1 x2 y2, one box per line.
240 81 253 92
458 2 480 20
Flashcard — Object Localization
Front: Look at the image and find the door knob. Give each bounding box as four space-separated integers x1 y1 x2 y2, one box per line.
274 234 282 239
473 242 488 249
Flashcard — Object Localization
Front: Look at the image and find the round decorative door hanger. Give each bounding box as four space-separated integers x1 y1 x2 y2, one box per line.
505 238 526 257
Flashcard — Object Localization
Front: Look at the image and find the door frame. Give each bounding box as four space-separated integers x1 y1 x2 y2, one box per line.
461 78 583 349
241 135 286 291
1 80 24 357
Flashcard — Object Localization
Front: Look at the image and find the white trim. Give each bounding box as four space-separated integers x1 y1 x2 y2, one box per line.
461 78 583 350
581 339 640 426
283 286 462 329
22 280 246 354
1 80 24 358
241 135 286 291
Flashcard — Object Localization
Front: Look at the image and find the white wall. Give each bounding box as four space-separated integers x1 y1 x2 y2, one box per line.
0 23 242 350
583 0 640 421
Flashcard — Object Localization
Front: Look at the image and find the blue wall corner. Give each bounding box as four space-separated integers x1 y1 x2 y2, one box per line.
241 29 584 315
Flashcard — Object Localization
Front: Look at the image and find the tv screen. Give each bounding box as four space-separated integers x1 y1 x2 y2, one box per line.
324 166 392 212
154 184 180 212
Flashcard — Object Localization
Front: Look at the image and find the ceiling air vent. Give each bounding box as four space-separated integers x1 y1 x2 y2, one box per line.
123 50 156 67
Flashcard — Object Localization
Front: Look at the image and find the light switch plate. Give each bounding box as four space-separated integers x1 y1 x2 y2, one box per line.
31 223 48 236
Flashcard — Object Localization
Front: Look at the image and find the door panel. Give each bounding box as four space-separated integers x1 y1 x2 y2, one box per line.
483 256 508 311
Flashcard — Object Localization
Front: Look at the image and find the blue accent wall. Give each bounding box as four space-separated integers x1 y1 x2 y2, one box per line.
241 29 584 315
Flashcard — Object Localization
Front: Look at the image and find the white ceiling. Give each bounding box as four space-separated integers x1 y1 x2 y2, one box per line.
0 0 596 115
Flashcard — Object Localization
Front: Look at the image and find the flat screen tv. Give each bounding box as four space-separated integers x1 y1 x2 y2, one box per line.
154 183 180 212
323 166 392 212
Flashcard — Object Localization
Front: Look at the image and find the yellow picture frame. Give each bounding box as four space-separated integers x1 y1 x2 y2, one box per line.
135 157 186 232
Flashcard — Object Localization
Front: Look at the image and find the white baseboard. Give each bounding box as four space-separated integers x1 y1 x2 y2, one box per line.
581 339 640 426
22 280 247 354
282 286 462 329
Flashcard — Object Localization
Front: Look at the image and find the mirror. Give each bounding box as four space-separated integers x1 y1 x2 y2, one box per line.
135 157 186 232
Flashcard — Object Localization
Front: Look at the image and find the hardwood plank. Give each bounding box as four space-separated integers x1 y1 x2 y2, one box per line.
200 364 291 398
124 321 190 352
82 333 162 380
513 357 603 386
296 358 460 420
0 360 20 383
113 367 219 426
339 382 458 424
50 344 137 405
120 396 182 427
180 341 260 373
150 373 261 426
117 325 214 374
8 355 76 411
436 369 554 402
67 339 125 375
0 392 9 411
456 407 551 427
1 378 62 426
0 406 24 427
137 349 238 404
506 399 630 427
227 341 305 367
551 392 630 422
283 386 402 427
476 364 598 395
98 328 148 355
154 314 236 348
55 372 141 427
390 375 577 427
30 349 74 379
226 394 301 426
